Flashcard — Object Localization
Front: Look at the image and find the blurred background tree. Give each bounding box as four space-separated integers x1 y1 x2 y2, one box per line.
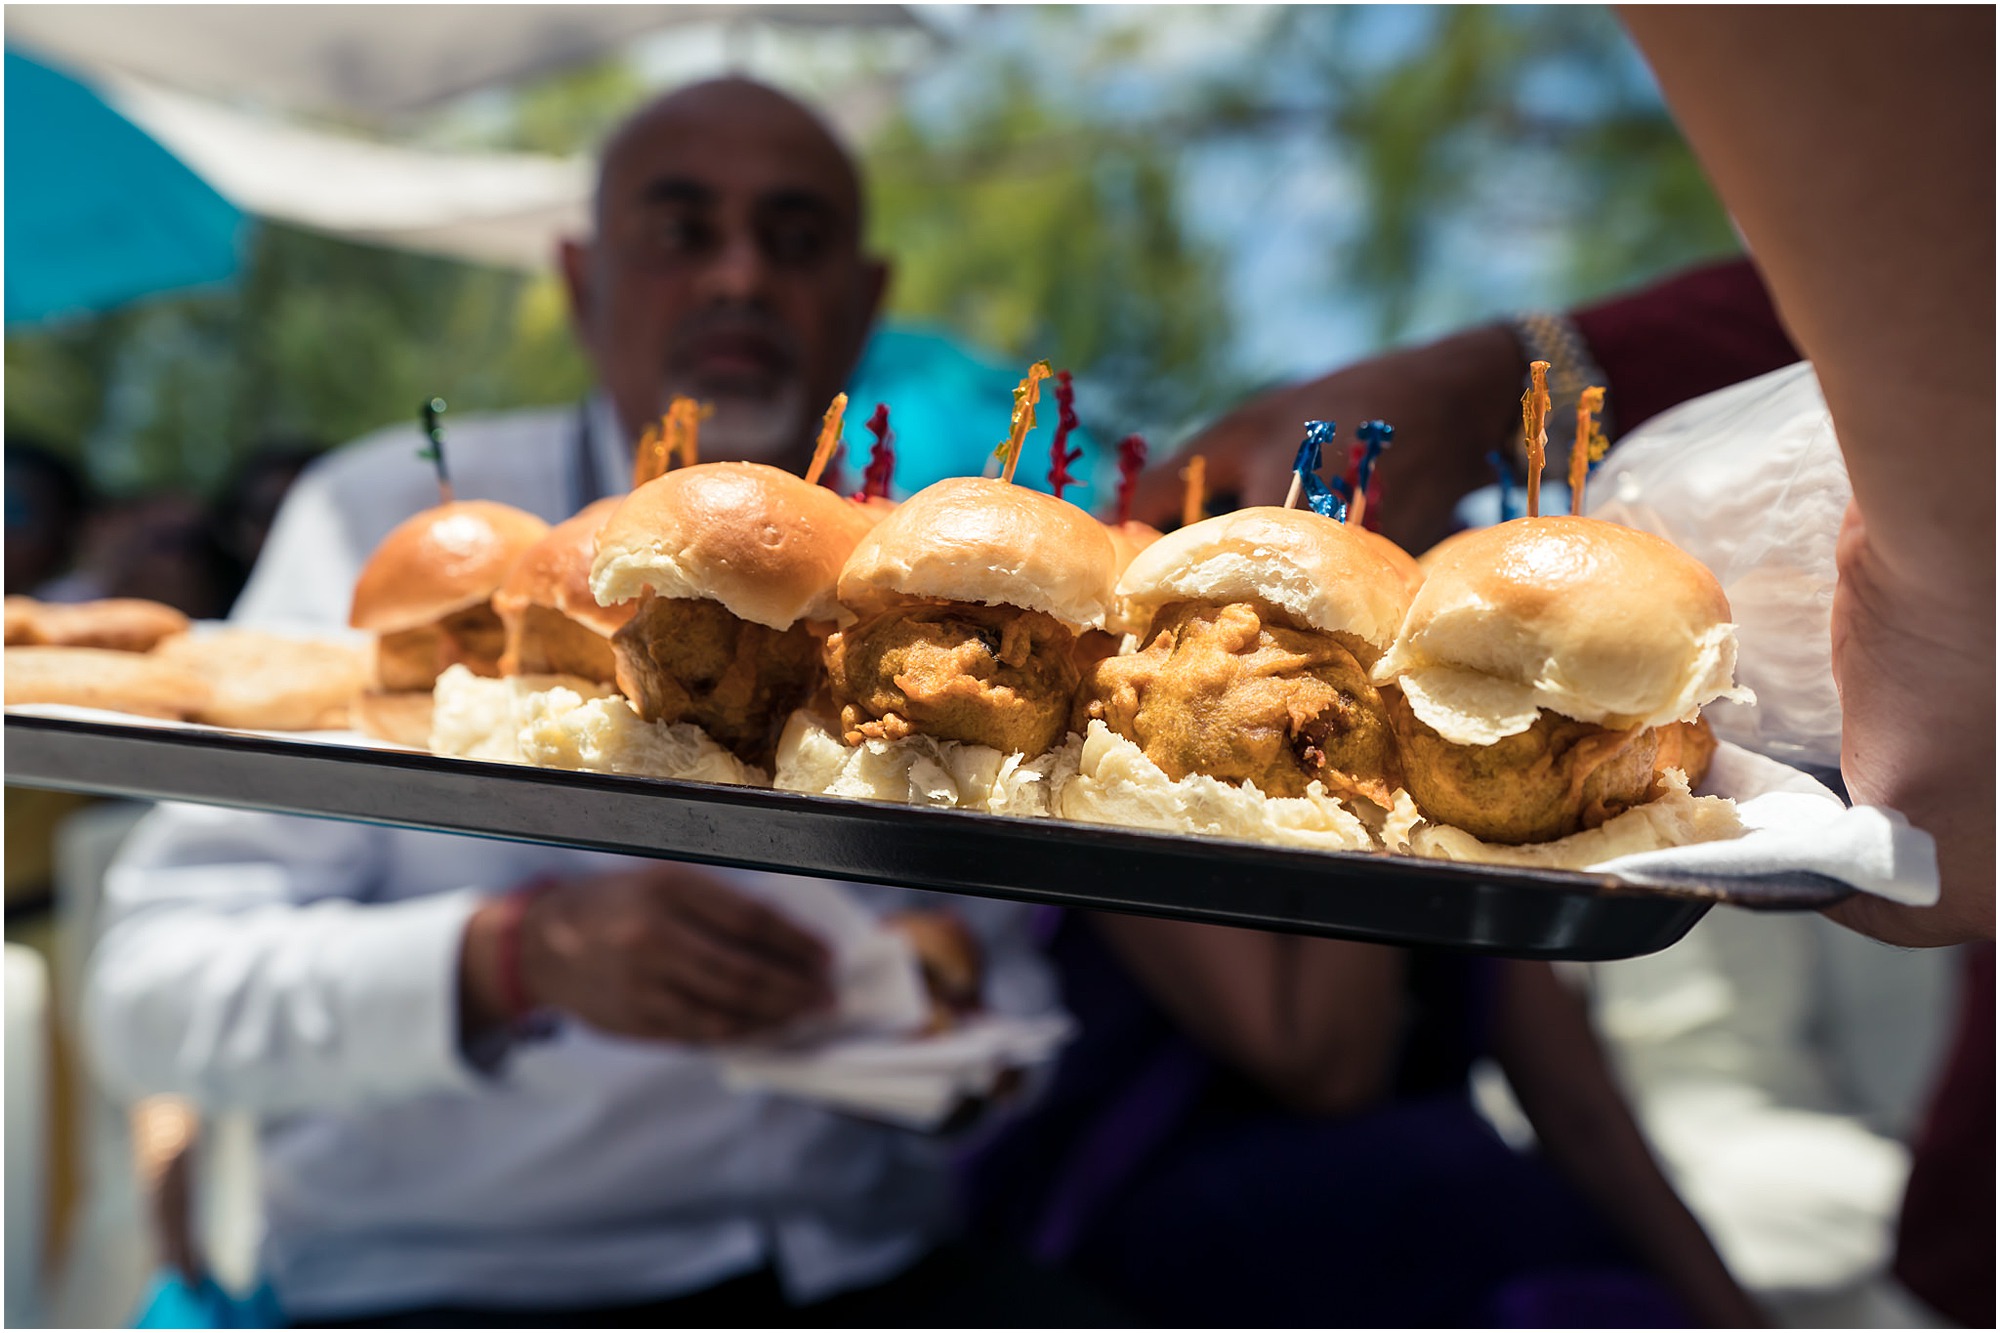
4 4 1737 499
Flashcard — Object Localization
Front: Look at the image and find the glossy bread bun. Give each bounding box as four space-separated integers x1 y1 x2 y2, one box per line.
493 497 632 638
350 502 551 633
838 477 1118 631
1103 519 1164 575
1357 529 1425 599
1372 516 1752 746
591 463 876 630
1115 506 1410 654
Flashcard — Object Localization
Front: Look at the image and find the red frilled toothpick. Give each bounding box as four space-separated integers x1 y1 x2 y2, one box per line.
1113 433 1147 525
856 403 895 502
1047 370 1084 500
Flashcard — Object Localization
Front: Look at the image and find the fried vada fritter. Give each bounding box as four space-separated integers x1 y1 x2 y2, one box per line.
1386 688 1669 844
370 602 509 693
372 625 444 693
1076 600 1404 808
826 602 1080 758
503 604 618 684
1653 716 1718 792
612 592 823 767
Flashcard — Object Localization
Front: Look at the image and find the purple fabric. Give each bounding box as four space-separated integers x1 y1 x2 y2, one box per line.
1028 1040 1211 1265
1487 1269 1691 1328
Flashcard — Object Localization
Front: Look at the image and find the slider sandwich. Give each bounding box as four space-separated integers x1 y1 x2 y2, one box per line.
1371 515 1751 866
545 461 875 784
430 497 629 762
348 501 551 746
1061 506 1414 850
777 476 1119 813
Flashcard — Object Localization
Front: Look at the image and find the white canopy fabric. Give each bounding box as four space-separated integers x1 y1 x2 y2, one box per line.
11 4 935 271
6 4 922 118
99 71 591 270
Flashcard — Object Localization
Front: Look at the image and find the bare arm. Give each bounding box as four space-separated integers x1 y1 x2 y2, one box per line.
1493 960 1766 1328
1130 325 1527 553
1621 8 1994 945
1090 913 1407 1114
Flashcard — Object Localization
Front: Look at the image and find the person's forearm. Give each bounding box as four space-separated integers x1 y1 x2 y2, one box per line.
1494 961 1765 1327
1090 912 1406 1113
1622 9 1994 591
1133 325 1525 551
1624 8 1995 946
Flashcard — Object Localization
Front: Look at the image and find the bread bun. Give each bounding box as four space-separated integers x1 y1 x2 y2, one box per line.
850 495 899 525
1417 527 1481 575
493 497 632 639
837 477 1118 631
1358 529 1425 599
591 462 875 631
1373 516 1752 746
7 597 191 652
350 689 434 748
153 631 365 730
3 646 210 719
350 502 551 633
1115 506 1410 653
1103 519 1164 575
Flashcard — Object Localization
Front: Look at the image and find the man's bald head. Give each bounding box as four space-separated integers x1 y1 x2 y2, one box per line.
594 78 864 237
561 77 886 467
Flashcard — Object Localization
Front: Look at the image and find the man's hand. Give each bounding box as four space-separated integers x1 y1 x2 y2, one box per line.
462 866 834 1045
1130 325 1526 553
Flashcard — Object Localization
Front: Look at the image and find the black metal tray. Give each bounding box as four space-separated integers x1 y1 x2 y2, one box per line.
2 712 1850 961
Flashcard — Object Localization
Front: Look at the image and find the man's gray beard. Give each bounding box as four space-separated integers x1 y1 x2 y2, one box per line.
669 382 809 464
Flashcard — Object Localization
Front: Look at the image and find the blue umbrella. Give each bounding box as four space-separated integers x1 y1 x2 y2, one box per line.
5 47 246 326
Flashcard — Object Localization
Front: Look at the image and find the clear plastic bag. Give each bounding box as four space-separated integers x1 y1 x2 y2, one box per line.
1586 362 1848 772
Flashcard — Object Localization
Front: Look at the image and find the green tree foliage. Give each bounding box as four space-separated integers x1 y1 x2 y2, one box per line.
1254 5 1739 341
4 6 1736 497
865 63 1244 438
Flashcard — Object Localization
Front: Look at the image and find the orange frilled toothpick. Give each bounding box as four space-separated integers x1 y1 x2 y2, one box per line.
994 360 1053 484
1569 386 1609 515
1521 360 1552 518
804 393 848 487
1181 454 1207 529
631 397 711 489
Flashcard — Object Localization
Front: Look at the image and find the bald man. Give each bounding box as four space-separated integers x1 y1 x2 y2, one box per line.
84 82 1106 1325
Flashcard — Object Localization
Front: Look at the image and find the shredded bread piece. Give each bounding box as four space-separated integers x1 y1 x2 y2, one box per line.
518 687 766 786
1054 720 1375 851
775 710 1074 816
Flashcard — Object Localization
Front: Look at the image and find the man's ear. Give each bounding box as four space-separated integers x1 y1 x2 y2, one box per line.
558 237 595 344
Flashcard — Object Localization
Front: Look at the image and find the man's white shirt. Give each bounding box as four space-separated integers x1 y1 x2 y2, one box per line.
83 397 1059 1318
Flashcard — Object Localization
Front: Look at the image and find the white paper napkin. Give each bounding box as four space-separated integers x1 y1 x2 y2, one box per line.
718 1013 1078 1130
1595 743 1940 907
718 875 932 1037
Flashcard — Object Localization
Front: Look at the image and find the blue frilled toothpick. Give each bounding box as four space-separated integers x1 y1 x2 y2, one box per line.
1285 420 1337 510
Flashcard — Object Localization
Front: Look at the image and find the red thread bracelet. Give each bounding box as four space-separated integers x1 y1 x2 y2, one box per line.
495 878 555 1021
